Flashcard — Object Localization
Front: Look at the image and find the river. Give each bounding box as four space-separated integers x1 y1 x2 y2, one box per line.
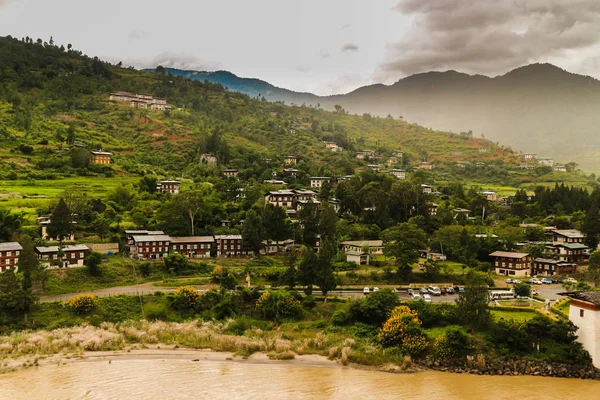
1 357 599 399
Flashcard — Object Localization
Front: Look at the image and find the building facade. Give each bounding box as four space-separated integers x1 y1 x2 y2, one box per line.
490 251 533 277
0 242 22 273
566 291 600 368
532 258 577 277
130 235 172 260
170 237 214 258
36 244 89 268
157 180 180 194
90 151 112 164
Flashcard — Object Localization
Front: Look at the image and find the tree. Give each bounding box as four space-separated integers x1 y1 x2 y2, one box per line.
315 239 337 297
514 282 531 297
423 260 441 282
381 222 426 281
139 175 158 194
457 271 491 328
85 252 103 276
297 246 317 295
587 250 600 286
91 212 110 239
281 248 298 289
17 235 38 285
163 252 189 275
0 208 22 241
582 201 600 250
70 148 89 168
318 204 337 242
47 198 72 247
263 204 290 251
0 270 36 316
241 210 264 256
298 201 320 247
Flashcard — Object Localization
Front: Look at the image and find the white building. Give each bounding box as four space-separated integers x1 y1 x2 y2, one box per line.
310 177 331 189
386 169 406 179
553 165 567 172
482 191 497 201
566 291 600 368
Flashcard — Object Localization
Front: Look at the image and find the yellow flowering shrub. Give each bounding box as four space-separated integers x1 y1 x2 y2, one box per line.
67 294 98 314
431 336 454 359
378 306 423 348
174 286 201 309
256 290 302 321
400 335 429 357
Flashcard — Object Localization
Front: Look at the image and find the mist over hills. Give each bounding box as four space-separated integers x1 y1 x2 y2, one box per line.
159 64 600 171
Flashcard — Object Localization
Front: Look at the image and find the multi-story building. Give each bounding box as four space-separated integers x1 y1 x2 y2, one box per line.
309 177 331 189
157 180 180 194
386 169 406 179
565 291 600 368
215 235 251 257
482 191 497 201
130 235 172 260
200 154 217 165
549 243 588 264
532 258 577 277
284 156 298 165
170 236 214 258
265 190 296 208
36 244 89 268
223 169 239 178
90 151 112 165
340 240 384 255
109 91 170 110
550 229 586 244
489 251 533 277
0 242 22 273
418 161 434 170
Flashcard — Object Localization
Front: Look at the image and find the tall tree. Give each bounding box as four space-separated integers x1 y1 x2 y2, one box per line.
457 271 491 328
314 239 337 298
0 208 22 241
297 246 317 295
587 250 600 286
298 202 320 247
241 210 264 256
318 204 337 243
582 201 600 250
381 222 426 281
47 198 72 247
263 204 290 250
17 235 37 289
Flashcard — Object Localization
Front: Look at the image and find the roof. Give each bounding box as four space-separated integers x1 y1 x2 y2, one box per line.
561 291 600 306
215 235 242 240
91 151 112 156
125 230 165 235
158 180 180 184
170 236 214 244
533 258 561 264
552 229 585 238
0 242 23 252
131 235 171 243
489 251 530 259
309 176 331 180
554 243 588 250
36 244 90 253
223 169 238 172
346 251 367 256
341 240 383 247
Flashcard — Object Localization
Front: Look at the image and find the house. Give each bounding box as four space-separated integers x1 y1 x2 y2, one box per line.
456 161 468 169
170 236 214 258
421 184 432 194
215 235 251 257
262 239 295 255
0 242 22 273
387 157 398 165
538 157 555 167
475 162 486 168
200 154 217 165
564 291 600 368
263 180 287 185
265 190 296 208
550 229 586 244
296 198 320 211
356 150 375 160
284 156 298 165
310 177 331 189
157 180 180 194
367 164 380 171
293 189 317 202
478 148 489 153
124 230 165 247
340 240 384 255
482 191 497 201
109 91 171 110
489 251 533 277
386 169 406 179
223 169 238 178
418 162 433 170
330 145 343 152
549 243 588 263
346 251 369 265
532 258 577 277
130 235 172 260
393 150 404 158
324 142 343 152
36 244 89 268
553 165 567 172
419 250 447 261
38 217 75 242
283 168 298 177
429 203 438 216
90 151 112 165
524 153 537 160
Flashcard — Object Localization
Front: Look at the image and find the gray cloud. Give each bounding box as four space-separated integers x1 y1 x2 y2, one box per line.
296 64 311 73
341 43 359 52
379 0 600 78
319 50 330 59
119 51 221 71
340 24 351 30
128 29 148 40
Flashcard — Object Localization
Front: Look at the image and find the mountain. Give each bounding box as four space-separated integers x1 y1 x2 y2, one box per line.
163 64 600 171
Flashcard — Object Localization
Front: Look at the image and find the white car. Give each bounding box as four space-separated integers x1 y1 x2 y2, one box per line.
363 287 370 295
423 294 432 303
565 277 577 283
373 287 380 292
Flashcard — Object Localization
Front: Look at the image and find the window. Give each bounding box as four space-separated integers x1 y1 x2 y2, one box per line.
580 309 585 318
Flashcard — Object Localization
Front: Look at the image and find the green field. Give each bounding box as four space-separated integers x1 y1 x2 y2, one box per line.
491 309 538 322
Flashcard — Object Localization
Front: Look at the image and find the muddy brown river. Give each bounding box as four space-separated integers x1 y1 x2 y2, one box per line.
1 358 599 399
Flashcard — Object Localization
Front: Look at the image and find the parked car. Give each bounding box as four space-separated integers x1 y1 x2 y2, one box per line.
428 286 442 296
446 287 455 294
423 294 432 303
407 288 414 295
565 277 577 283
458 287 465 293
505 278 513 284
541 278 552 284
373 287 380 292
412 293 422 301
419 288 428 294
363 287 370 295
440 287 447 294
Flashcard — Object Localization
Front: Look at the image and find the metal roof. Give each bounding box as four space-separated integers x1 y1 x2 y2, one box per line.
170 236 214 243
0 242 23 251
131 235 172 243
489 251 530 258
36 244 90 253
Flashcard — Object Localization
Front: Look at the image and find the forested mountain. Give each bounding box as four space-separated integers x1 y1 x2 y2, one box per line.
165 64 600 171
0 35 517 182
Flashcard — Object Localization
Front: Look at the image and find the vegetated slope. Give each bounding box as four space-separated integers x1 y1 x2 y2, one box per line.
0 35 514 181
169 64 600 171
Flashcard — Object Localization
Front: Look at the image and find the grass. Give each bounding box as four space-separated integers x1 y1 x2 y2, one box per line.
491 309 538 322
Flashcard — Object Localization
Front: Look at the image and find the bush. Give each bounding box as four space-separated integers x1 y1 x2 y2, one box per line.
302 295 316 309
172 286 201 310
331 309 350 326
444 326 472 358
400 335 429 358
256 290 302 321
144 302 169 320
377 306 423 348
67 294 98 314
353 289 400 325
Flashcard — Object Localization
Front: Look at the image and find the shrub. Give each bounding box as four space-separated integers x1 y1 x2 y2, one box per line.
256 290 302 321
353 289 400 325
144 302 169 320
67 294 98 314
172 286 201 309
400 335 429 358
378 306 423 348
444 326 472 358
331 309 350 326
302 295 316 309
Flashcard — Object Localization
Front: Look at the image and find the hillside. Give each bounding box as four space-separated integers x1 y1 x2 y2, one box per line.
0 35 519 183
166 64 600 171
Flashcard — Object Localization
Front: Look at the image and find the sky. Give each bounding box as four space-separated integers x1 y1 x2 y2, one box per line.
2 0 600 95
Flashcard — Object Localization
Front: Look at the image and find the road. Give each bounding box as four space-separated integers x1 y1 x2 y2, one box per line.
40 283 196 303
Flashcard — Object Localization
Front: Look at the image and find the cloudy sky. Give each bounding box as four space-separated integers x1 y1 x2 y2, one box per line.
1 0 600 95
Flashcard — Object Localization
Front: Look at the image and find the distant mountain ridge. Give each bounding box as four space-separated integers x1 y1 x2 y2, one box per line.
153 64 600 171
